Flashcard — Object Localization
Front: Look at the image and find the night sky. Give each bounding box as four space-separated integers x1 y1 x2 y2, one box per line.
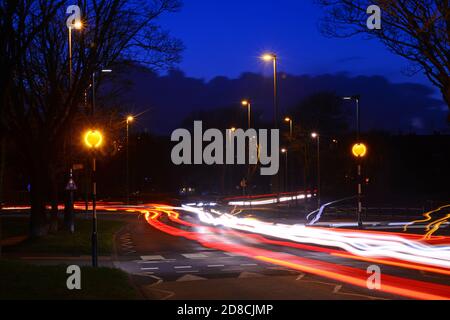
161 0 429 86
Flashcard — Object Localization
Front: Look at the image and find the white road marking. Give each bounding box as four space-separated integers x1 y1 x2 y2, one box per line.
182 253 209 259
208 265 225 268
137 259 176 264
141 267 159 271
141 255 166 261
174 266 192 269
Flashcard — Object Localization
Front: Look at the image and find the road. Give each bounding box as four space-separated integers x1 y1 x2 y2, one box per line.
106 200 450 300
3 198 450 300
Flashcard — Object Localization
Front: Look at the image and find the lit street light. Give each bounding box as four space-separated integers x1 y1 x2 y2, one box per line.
241 100 252 129
126 115 134 204
281 148 288 192
284 117 293 138
68 21 83 87
66 19 83 229
262 52 280 196
261 53 278 128
311 132 321 209
84 129 104 267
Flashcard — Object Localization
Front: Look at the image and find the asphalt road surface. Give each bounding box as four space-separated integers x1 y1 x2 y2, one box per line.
110 203 450 300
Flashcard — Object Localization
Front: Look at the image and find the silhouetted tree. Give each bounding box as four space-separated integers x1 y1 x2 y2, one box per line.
318 0 450 114
1 0 183 237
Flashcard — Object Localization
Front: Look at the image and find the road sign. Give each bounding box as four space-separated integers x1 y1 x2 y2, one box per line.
66 178 77 191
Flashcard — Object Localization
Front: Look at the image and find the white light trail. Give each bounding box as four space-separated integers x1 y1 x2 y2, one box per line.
179 205 450 269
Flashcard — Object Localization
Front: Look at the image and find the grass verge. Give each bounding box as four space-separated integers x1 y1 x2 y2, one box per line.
2 216 126 255
0 259 138 300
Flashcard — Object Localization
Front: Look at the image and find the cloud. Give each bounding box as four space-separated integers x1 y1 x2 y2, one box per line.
109 65 448 135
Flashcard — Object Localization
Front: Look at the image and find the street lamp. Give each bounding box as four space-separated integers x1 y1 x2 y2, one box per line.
352 143 368 229
66 20 83 230
84 129 104 268
262 52 280 196
241 100 252 129
284 117 293 138
92 69 113 115
311 132 321 209
281 148 288 192
261 53 278 129
68 21 83 86
344 95 365 229
126 116 134 204
343 95 361 141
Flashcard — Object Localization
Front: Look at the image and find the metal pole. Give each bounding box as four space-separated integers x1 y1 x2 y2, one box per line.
290 120 293 139
317 136 321 209
285 151 288 192
248 103 251 129
357 161 363 229
0 137 4 258
92 73 96 115
273 56 280 199
92 156 98 267
356 97 362 229
67 27 75 231
273 57 278 129
356 98 360 141
69 27 72 87
126 121 130 204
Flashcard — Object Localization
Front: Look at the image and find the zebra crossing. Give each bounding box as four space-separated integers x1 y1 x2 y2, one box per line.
124 250 298 282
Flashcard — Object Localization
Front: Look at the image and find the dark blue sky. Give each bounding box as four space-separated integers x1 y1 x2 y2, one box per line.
160 0 430 87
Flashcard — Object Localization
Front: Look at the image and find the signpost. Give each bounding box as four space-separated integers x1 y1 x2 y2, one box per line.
84 130 104 267
352 143 368 229
65 169 77 233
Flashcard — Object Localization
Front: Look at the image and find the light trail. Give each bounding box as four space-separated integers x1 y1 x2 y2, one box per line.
186 206 450 269
4 201 450 299
227 191 314 206
403 204 450 238
141 206 450 300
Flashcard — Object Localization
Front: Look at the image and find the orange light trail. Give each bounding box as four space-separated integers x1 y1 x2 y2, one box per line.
404 204 450 238
143 206 450 300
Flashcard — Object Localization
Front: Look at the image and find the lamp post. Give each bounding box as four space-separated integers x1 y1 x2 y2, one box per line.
343 95 361 141
68 21 82 87
262 53 280 196
284 117 293 138
281 148 288 192
92 69 112 115
83 69 112 214
126 116 134 204
66 20 83 230
262 53 278 129
241 100 252 129
84 130 104 267
352 143 368 229
344 96 365 229
311 132 321 209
